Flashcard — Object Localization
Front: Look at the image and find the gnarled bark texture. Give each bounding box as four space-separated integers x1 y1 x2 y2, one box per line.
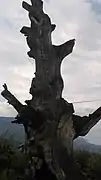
1 0 101 179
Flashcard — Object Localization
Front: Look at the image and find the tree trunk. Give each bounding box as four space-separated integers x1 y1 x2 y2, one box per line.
1 0 101 180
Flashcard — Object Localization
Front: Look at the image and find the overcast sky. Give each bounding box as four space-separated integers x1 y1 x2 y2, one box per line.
0 0 101 144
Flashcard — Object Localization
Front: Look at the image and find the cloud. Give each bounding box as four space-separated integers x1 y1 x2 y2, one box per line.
0 0 101 144
0 102 17 117
87 0 101 16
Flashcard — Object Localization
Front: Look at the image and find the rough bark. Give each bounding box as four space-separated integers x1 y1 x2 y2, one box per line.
20 0 75 113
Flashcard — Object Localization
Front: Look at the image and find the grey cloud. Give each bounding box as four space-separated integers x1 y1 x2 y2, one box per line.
87 0 101 16
0 102 17 117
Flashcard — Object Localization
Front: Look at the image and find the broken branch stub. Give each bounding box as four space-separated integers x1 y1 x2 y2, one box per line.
1 84 23 113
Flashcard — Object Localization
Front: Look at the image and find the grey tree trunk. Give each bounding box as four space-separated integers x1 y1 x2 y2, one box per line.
1 0 101 179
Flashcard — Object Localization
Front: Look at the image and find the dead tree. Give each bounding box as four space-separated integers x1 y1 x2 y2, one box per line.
1 0 101 179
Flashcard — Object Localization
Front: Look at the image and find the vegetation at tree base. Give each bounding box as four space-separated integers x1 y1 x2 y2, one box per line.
0 134 101 180
0 133 28 180
74 150 101 180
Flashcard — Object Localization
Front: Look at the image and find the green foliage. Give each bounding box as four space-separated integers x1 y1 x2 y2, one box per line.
0 133 28 180
0 133 101 180
74 150 101 180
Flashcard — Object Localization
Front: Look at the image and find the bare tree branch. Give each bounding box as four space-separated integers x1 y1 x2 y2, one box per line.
1 84 23 113
73 106 101 139
54 39 75 61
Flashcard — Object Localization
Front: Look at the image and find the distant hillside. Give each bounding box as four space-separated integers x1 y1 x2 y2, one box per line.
74 138 101 154
0 116 24 141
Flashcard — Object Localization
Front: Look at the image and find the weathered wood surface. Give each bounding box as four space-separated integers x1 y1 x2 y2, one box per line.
20 0 75 114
